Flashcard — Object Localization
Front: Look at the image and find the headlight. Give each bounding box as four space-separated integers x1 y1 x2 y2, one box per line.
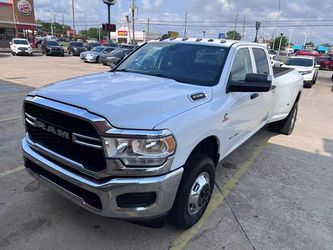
301 70 312 75
102 135 176 166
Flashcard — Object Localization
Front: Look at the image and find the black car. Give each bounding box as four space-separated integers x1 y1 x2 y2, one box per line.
68 41 87 56
41 40 64 56
85 42 101 51
100 48 132 66
103 42 119 48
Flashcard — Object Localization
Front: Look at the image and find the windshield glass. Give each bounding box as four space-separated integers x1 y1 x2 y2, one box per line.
47 41 59 46
285 58 313 67
13 39 29 45
71 42 84 47
116 42 229 86
91 46 105 52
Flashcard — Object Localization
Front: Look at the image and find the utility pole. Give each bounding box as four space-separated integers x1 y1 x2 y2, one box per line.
51 18 53 36
107 3 111 41
286 28 294 56
72 0 76 40
126 15 131 44
242 16 245 40
184 12 188 38
278 32 283 56
233 11 239 40
147 18 150 41
272 28 276 50
131 0 136 44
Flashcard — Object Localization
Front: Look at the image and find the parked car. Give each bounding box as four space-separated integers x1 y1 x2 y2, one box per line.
269 54 282 67
101 41 119 47
9 38 33 56
41 40 64 56
100 48 133 66
85 42 101 51
68 41 87 56
22 38 303 230
282 56 318 88
80 46 116 63
319 57 333 70
295 49 320 57
119 44 139 50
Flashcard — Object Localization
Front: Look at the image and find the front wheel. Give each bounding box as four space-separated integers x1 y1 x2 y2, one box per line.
168 154 215 229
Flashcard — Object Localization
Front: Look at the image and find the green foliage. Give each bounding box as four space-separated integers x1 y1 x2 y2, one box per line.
79 28 106 40
226 30 242 40
271 36 289 50
305 41 315 47
37 20 71 36
320 43 331 47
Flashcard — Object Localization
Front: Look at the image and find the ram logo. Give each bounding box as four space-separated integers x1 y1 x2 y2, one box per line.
34 120 70 140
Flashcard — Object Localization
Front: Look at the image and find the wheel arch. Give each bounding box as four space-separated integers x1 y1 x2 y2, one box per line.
185 136 220 167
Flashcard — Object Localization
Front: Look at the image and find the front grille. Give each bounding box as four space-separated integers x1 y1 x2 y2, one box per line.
24 101 106 173
25 158 102 210
19 47 28 51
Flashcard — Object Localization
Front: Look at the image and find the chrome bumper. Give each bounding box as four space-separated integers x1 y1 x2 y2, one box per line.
22 138 183 219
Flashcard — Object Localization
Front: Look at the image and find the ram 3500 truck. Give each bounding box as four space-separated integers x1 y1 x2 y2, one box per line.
22 38 303 229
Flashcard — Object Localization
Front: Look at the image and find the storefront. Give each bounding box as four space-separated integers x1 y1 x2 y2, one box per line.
0 0 36 47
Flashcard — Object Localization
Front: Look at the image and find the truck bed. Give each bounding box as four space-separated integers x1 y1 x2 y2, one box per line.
273 67 294 78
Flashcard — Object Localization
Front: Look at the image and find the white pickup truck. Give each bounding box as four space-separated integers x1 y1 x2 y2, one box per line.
22 38 303 229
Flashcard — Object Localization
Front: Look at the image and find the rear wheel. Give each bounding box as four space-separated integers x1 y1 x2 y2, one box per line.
303 82 313 88
268 102 298 135
168 154 215 230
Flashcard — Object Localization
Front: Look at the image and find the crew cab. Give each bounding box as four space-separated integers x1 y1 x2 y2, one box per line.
22 38 303 230
9 38 33 56
282 56 318 88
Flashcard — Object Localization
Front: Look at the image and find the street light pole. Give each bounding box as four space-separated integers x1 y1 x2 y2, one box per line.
278 32 283 56
107 3 111 41
303 32 310 49
72 0 75 40
287 28 294 57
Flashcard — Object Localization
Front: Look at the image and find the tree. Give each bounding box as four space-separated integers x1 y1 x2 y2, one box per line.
226 30 242 40
79 28 106 40
271 36 289 50
320 43 331 47
305 41 314 47
36 20 71 37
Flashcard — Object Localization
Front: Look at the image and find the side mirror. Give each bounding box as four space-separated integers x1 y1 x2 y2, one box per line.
315 64 320 68
9 42 12 45
228 73 272 93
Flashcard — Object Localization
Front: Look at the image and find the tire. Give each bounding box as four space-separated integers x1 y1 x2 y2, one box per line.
96 56 101 63
303 82 313 88
168 154 215 230
268 102 298 135
68 50 72 56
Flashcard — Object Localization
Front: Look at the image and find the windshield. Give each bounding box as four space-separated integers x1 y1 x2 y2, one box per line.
116 42 229 86
13 39 29 45
91 46 105 52
285 58 313 67
47 41 59 46
71 42 84 47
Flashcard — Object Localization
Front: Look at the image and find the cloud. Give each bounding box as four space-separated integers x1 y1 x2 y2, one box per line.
141 0 163 11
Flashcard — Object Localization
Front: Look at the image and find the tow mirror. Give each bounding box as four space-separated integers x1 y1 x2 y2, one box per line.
228 73 272 93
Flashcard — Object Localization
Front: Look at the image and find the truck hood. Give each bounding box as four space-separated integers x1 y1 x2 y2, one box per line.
30 72 213 129
282 65 313 72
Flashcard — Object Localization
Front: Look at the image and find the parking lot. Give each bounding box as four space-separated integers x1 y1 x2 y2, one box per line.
0 54 332 250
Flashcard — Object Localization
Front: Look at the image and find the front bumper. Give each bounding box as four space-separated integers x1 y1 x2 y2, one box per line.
22 137 183 219
302 73 314 82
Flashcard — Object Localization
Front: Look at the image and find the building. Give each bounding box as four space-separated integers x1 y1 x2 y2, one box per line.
110 26 161 44
0 0 36 47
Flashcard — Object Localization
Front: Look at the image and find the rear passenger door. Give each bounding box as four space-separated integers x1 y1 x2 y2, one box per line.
250 47 274 128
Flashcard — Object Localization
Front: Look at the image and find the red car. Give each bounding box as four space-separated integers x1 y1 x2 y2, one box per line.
295 49 321 57
319 57 333 70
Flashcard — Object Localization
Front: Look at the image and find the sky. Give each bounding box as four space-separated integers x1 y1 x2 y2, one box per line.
33 0 333 45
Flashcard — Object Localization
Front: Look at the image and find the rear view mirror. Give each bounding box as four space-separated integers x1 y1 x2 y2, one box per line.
228 73 272 93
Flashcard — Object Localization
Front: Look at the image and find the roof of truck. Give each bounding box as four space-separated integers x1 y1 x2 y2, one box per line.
149 37 263 48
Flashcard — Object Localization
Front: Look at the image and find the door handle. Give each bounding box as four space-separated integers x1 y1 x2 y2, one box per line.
250 93 259 99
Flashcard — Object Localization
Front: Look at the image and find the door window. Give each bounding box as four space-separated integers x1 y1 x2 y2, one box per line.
253 48 270 74
230 48 253 81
